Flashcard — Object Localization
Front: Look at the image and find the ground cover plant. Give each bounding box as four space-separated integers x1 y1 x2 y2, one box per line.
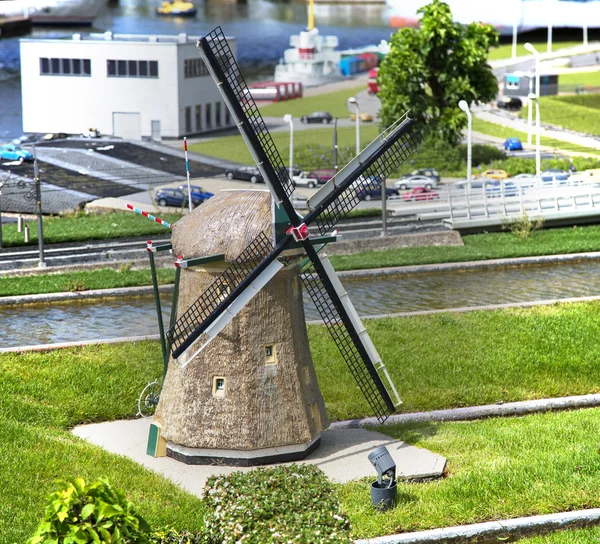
1 211 181 248
341 408 600 537
520 96 600 136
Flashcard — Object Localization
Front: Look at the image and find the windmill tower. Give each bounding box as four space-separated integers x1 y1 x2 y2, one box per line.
149 27 423 465
153 190 329 464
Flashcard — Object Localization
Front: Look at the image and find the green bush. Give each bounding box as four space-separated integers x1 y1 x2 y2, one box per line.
28 477 152 544
202 464 351 544
477 156 600 177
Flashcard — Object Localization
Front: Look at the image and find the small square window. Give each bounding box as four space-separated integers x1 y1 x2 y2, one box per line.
83 59 91 75
40 58 49 75
107 60 116 76
73 59 81 74
149 61 158 77
51 58 60 74
61 58 71 74
139 60 148 77
117 60 127 76
212 376 226 398
265 344 277 365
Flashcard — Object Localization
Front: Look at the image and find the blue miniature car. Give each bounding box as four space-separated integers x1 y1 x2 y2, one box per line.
0 144 33 161
503 138 523 151
155 185 214 208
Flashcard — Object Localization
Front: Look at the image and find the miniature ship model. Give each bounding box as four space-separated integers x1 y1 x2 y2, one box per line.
152 27 422 465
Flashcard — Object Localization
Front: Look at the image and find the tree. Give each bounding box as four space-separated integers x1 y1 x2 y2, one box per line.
378 0 499 146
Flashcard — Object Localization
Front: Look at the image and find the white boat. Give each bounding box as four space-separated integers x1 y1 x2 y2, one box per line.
273 0 344 88
385 0 600 34
0 0 108 25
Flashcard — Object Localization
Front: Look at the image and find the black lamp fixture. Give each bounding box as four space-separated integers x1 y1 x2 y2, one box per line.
368 445 397 510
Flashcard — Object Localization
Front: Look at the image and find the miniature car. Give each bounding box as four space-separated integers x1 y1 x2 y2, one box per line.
0 144 33 161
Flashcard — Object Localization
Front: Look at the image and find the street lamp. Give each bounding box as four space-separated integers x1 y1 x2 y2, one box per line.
528 93 541 177
347 96 360 155
283 114 294 178
458 100 472 185
524 42 540 147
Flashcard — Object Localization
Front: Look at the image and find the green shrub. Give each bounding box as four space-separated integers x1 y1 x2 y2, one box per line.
28 477 152 544
202 464 351 544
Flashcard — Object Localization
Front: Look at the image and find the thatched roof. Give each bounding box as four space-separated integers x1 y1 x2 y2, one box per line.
172 190 273 262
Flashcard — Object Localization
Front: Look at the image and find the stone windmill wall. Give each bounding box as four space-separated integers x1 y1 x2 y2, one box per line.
153 190 329 465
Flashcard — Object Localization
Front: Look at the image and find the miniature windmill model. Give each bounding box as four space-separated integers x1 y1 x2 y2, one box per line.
154 27 422 464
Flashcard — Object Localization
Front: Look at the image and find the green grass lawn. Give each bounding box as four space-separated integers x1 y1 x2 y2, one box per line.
329 223 600 271
7 300 600 541
488 41 581 61
0 342 204 544
0 267 177 297
312 302 600 420
472 117 600 156
258 85 367 119
1 211 181 249
520 96 600 137
519 526 600 543
189 123 380 167
342 408 600 538
559 71 600 91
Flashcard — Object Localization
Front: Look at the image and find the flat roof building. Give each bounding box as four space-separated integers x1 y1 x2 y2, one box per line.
20 32 236 140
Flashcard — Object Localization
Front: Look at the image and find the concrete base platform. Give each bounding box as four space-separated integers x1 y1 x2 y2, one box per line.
72 418 446 497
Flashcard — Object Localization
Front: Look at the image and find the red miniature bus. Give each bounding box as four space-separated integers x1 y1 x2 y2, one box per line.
367 67 379 95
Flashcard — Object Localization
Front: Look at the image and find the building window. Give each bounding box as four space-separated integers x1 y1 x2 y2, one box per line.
225 108 231 126
212 376 226 398
185 106 192 133
195 105 202 131
40 57 91 77
216 102 222 127
184 58 209 78
205 103 212 129
107 59 159 78
265 344 277 365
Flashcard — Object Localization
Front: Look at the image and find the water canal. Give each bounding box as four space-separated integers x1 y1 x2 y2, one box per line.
3 258 600 348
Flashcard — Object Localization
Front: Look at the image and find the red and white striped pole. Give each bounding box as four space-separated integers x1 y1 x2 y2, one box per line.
183 137 192 212
126 204 173 229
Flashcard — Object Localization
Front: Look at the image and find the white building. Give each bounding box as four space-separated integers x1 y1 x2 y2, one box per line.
20 32 236 140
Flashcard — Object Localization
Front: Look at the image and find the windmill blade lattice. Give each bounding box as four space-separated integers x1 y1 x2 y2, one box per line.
167 231 275 358
197 27 295 203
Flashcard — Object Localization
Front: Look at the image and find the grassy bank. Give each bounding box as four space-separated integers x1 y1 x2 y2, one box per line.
488 40 580 61
189 123 380 168
329 223 600 271
0 267 177 297
312 301 600 420
472 117 600 156
1 211 181 248
6 300 600 540
0 342 204 544
343 408 600 537
520 95 600 137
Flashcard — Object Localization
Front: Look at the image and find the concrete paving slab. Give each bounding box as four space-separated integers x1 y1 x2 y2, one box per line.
72 418 446 497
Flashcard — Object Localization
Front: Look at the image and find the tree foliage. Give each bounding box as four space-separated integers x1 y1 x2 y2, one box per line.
378 0 499 145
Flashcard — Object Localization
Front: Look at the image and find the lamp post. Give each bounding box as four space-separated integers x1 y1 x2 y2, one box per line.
511 23 518 60
458 100 472 185
528 93 541 177
347 96 360 155
283 114 294 178
524 42 540 148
